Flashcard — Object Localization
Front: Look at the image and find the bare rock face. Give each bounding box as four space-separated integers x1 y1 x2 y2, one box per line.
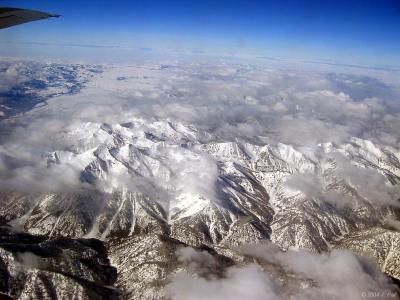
335 227 400 280
108 234 236 300
0 226 118 300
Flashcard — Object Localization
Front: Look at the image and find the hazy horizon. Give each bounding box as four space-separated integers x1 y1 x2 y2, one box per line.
1 0 400 67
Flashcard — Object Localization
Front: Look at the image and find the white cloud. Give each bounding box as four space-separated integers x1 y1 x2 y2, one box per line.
0 62 28 92
167 244 397 300
0 59 399 216
167 264 281 300
240 243 397 300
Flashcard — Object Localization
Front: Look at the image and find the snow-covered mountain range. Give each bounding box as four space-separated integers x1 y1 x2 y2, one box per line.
1 117 399 299
0 60 399 299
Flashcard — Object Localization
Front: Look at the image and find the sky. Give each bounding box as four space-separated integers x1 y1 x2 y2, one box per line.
1 0 400 66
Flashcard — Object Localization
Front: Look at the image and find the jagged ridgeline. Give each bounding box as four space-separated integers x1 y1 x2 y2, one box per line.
0 118 399 299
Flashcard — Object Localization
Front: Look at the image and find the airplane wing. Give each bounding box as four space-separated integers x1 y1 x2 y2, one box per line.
0 7 59 29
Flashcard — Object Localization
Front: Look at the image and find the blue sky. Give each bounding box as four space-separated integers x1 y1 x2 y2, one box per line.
1 0 400 65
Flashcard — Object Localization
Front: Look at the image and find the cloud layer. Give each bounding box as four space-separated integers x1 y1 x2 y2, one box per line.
0 58 399 203
167 244 398 300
